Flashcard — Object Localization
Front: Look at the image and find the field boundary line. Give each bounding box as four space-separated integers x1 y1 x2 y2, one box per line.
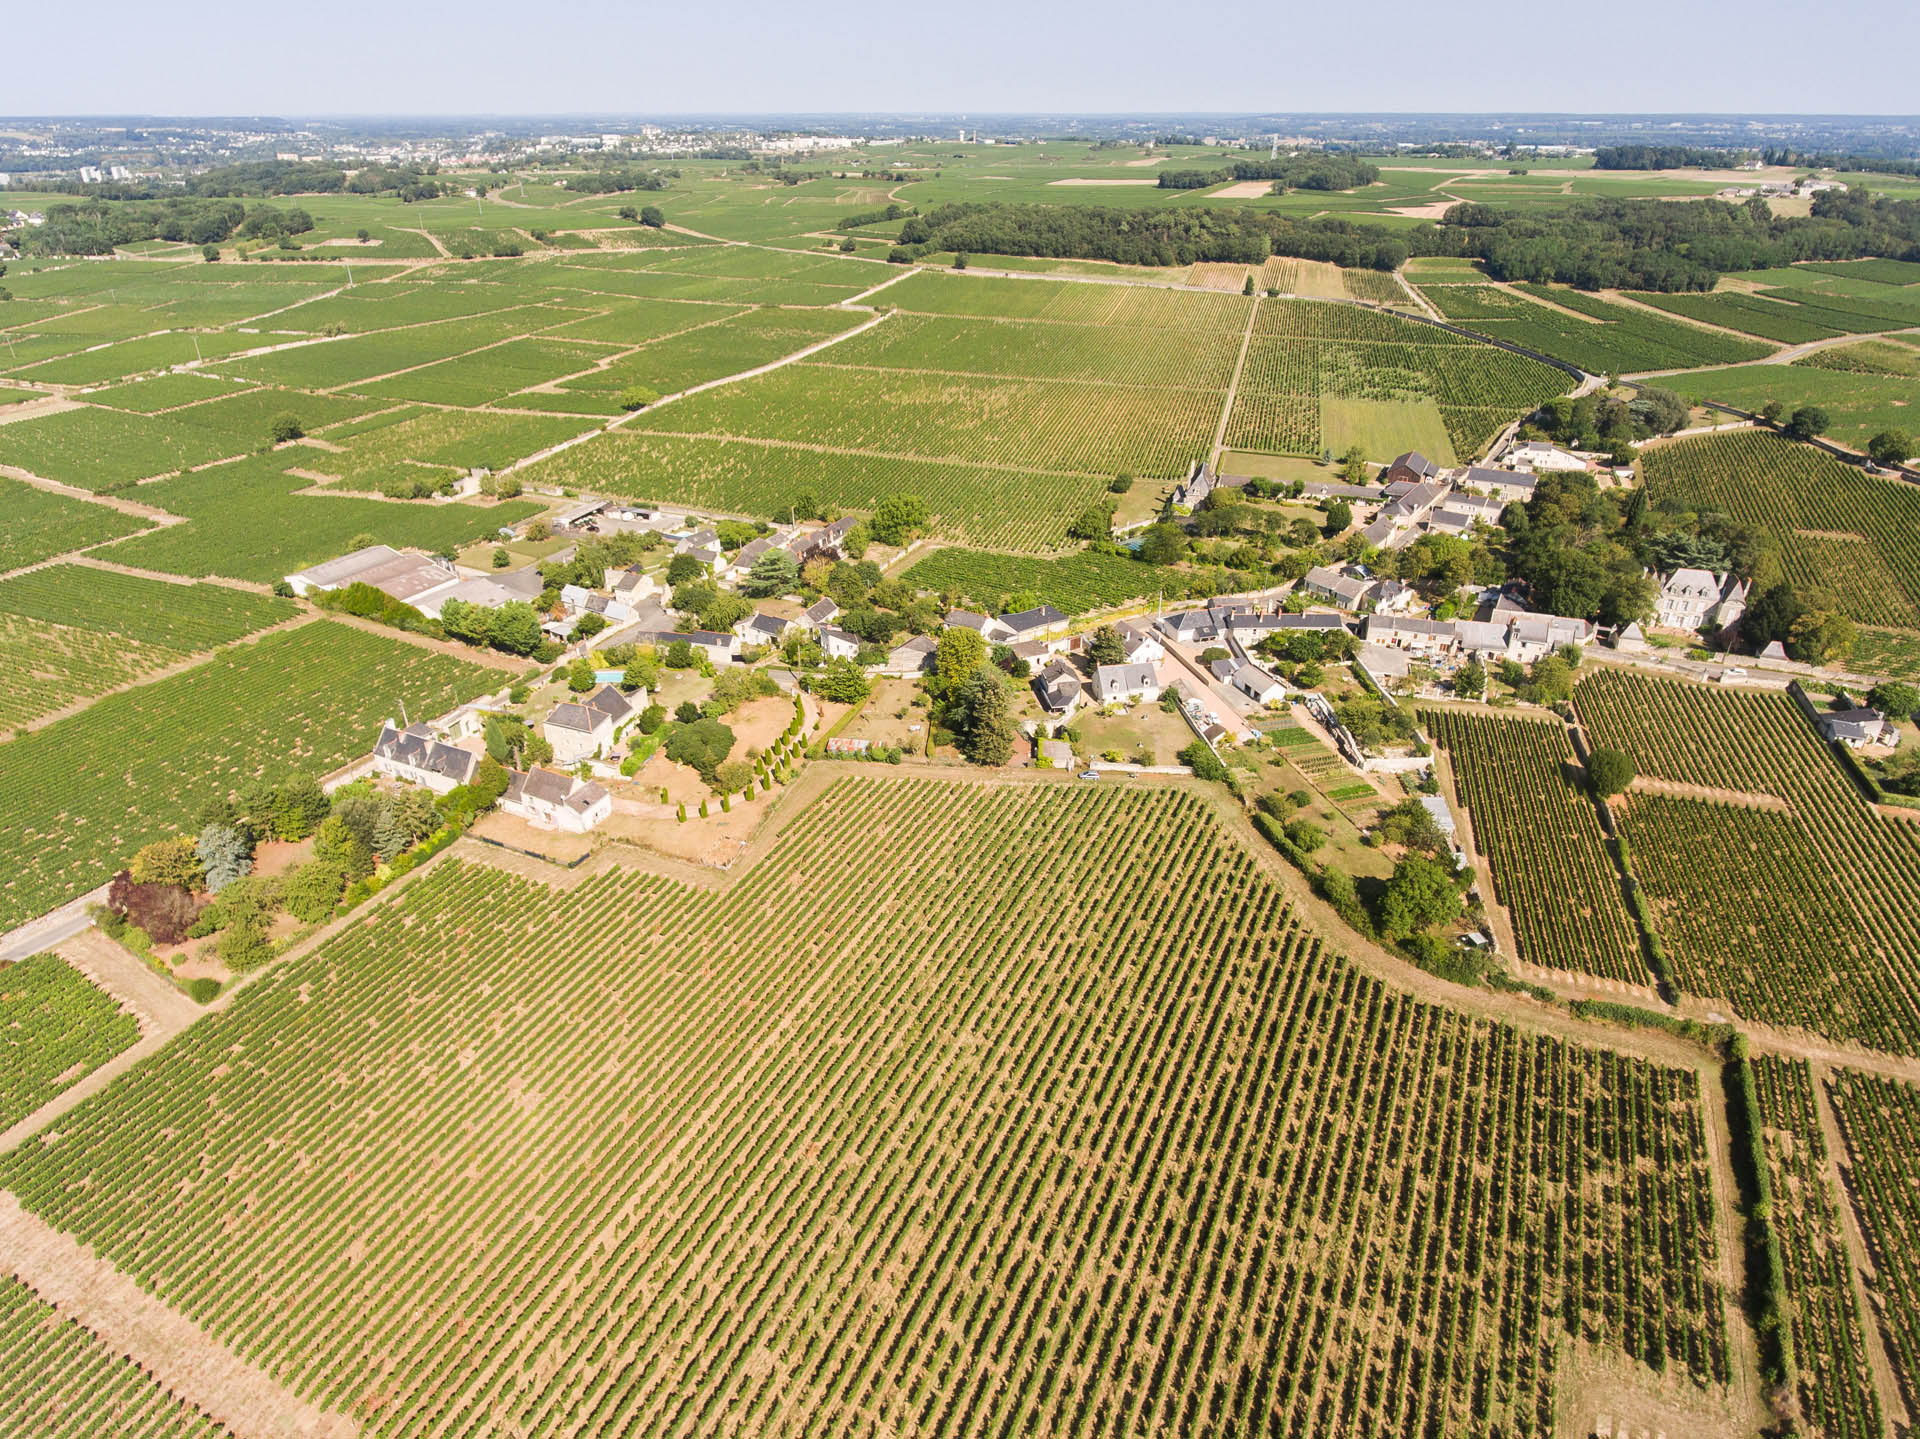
1210 292 1260 464
0 1192 359 1438
1809 1061 1916 1432
840 267 915 308
503 307 892 475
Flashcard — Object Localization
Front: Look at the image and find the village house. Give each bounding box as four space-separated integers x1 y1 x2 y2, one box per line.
1091 661 1159 705
1156 609 1221 645
1451 465 1537 504
1113 619 1165 665
370 721 480 794
945 609 1013 642
997 605 1070 642
630 628 741 664
1609 621 1651 653
1502 440 1588 473
818 626 862 660
1033 658 1083 716
736 612 791 648
1229 663 1287 705
1170 459 1218 510
1649 568 1750 632
1791 682 1898 748
802 597 840 631
412 572 532 620
1361 614 1459 656
1359 515 1400 549
1379 479 1450 527
560 584 635 626
883 633 937 677
1506 613 1593 661
1300 565 1376 612
606 567 663 607
501 767 613 833
1382 451 1444 487
1009 640 1057 668
544 701 614 765
791 517 860 564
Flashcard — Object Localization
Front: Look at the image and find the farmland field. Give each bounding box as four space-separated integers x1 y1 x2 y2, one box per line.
0 405 255 491
1747 1057 1884 1439
1639 430 1920 633
1226 298 1570 460
0 613 191 732
1428 709 1651 987
1574 668 1920 1053
0 477 151 573
523 432 1108 552
901 546 1192 613
0 621 499 930
1416 283 1772 373
0 565 296 651
0 952 139 1130
1827 1066 1920 1413
0 777 1731 1437
102 454 542 583
0 1275 235 1437
1667 364 1920 451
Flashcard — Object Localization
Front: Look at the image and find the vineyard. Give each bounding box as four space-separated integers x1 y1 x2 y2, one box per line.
0 1275 233 1438
901 546 1194 613
1639 431 1920 634
1827 1066 1920 1415
0 952 139 1130
1427 709 1652 987
524 433 1109 552
0 565 295 651
101 454 542 584
0 621 498 930
0 778 1731 1438
0 612 188 732
625 361 1221 491
0 472 153 573
1747 1057 1884 1439
1415 283 1771 374
1225 299 1570 460
1575 668 1920 1053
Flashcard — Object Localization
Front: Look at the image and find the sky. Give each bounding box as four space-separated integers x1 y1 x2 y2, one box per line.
7 0 1919 117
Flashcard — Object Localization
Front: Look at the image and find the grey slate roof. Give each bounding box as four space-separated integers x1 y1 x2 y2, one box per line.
373 722 479 785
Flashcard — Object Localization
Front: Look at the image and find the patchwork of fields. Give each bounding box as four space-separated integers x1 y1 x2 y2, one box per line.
0 778 1731 1437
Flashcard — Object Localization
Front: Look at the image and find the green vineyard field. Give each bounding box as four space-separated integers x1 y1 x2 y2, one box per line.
0 952 139 1130
0 778 1730 1438
0 621 499 930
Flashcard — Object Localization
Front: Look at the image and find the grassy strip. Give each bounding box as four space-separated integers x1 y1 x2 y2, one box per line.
1725 1033 1795 1394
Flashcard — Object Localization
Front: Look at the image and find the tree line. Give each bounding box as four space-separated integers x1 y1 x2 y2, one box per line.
1157 155 1379 192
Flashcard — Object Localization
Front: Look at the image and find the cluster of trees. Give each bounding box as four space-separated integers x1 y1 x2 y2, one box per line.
1524 386 1688 465
1503 474 1663 627
562 169 666 194
95 763 502 970
924 628 1020 766
615 205 666 227
889 202 1412 271
837 203 910 231
1158 156 1379 192
1443 191 1920 291
19 196 315 255
1592 146 1748 171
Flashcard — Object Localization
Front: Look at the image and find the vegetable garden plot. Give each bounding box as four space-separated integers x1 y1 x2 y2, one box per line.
103 455 541 584
0 565 295 650
0 1276 235 1438
1748 1057 1885 1439
1640 431 1920 633
0 951 140 1128
1828 1066 1920 1413
1575 668 1920 1052
0 621 498 930
1428 709 1650 986
525 432 1106 552
0 779 1728 1438
0 476 150 573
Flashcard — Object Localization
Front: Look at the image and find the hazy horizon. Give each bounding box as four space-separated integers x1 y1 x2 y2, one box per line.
9 0 1919 119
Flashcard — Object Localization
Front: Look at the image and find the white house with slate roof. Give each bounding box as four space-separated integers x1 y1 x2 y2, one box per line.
544 684 634 765
1091 662 1159 704
501 768 612 833
371 721 480 794
803 597 840 631
1650 568 1750 632
818 626 862 660
1113 619 1164 665
1034 658 1082 716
